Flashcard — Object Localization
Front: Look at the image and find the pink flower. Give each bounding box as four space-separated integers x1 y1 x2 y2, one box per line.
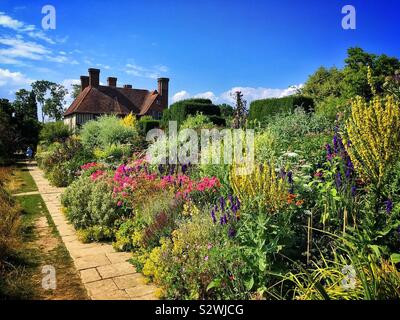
204 256 209 261
117 201 122 207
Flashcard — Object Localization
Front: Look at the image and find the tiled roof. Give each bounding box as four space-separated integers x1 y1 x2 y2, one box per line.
64 85 159 116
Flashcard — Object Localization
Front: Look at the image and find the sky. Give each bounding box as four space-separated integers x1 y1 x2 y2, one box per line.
0 0 399 111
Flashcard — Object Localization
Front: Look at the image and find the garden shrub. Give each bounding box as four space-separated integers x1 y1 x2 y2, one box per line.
80 115 140 153
180 113 214 130
248 95 314 122
62 175 125 231
36 137 94 187
39 121 71 145
140 209 247 299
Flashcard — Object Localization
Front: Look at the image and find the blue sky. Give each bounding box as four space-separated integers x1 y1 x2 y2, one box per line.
0 0 399 108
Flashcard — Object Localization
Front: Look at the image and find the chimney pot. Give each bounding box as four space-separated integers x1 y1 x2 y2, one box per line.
157 77 169 108
80 76 89 91
107 77 117 87
123 84 132 89
88 68 100 88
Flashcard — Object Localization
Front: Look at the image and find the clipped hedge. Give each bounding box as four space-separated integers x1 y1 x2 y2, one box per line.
209 115 226 127
139 119 161 134
248 95 314 121
162 99 221 128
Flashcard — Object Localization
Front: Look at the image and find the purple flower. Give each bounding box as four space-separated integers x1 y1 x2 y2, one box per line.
228 227 236 238
158 164 164 175
335 172 342 189
236 197 241 210
351 185 356 197
181 164 188 174
287 171 293 184
333 135 339 153
326 144 333 158
384 199 393 214
220 196 226 211
211 209 216 223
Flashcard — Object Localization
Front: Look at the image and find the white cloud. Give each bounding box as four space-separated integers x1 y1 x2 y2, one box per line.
61 78 80 107
125 63 168 79
0 11 55 44
172 90 190 102
0 36 77 65
172 85 303 105
0 68 33 87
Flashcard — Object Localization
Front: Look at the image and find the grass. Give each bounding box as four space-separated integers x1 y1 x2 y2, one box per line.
0 164 88 300
7 163 38 194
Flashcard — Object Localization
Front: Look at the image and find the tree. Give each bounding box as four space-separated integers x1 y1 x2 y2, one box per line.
0 99 18 160
32 80 68 122
71 84 81 99
232 91 247 129
43 84 68 121
13 89 38 121
342 47 400 99
301 66 344 103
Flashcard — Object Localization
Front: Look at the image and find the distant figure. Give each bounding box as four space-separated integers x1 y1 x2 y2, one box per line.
26 147 33 162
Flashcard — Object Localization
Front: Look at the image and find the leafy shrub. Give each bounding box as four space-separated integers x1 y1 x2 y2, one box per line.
248 95 314 121
93 144 131 163
315 96 349 120
39 121 71 145
62 175 126 230
180 113 214 130
36 137 93 187
140 209 247 299
77 225 114 243
80 115 140 153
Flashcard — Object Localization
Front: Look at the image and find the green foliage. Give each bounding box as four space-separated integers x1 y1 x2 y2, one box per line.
62 175 125 230
341 47 400 99
180 113 214 130
94 144 132 164
162 98 221 128
139 118 161 134
39 121 71 144
36 137 93 187
301 67 344 104
77 225 114 243
32 80 68 122
248 95 314 122
219 103 234 119
80 115 139 153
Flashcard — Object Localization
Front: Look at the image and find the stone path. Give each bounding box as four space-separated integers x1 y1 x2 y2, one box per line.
13 191 40 196
27 162 157 300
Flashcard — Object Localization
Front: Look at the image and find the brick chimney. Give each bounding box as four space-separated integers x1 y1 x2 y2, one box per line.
123 84 132 89
88 68 100 88
80 76 89 91
107 77 117 87
157 77 169 108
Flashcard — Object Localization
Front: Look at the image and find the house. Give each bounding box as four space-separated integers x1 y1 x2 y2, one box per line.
63 68 169 129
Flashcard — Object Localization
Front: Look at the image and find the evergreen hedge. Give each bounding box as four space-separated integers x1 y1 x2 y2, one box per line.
162 99 221 128
139 119 161 134
248 95 314 121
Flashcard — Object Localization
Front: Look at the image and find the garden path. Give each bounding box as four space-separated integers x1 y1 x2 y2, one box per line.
27 162 157 300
